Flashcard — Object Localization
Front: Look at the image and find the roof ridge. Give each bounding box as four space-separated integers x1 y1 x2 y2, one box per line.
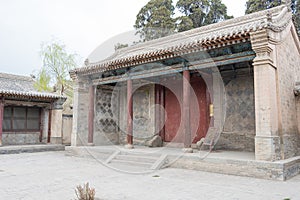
87 5 285 67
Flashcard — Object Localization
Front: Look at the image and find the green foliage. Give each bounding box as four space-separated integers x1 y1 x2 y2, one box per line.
245 0 299 35
33 68 52 92
134 0 233 39
114 43 129 51
293 0 300 35
176 0 233 31
246 0 283 14
38 39 78 97
176 16 194 32
134 0 176 41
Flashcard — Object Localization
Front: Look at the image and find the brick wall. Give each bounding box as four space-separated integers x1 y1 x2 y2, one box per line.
216 74 255 152
276 29 300 158
2 132 40 145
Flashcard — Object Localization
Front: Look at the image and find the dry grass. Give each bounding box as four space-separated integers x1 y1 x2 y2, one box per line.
75 182 96 200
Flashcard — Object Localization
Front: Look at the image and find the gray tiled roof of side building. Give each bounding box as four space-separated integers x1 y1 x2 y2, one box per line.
0 72 64 99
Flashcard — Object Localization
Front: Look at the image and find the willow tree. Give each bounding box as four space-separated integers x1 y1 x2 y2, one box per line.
35 40 78 99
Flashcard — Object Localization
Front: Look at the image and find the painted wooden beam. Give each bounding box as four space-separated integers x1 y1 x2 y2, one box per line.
88 85 95 144
127 79 133 145
4 100 51 108
92 51 255 85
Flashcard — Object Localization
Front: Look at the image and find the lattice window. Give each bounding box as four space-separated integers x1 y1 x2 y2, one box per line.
95 88 118 133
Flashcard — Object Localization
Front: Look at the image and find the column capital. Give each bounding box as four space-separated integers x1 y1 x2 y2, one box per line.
250 30 275 68
52 98 66 110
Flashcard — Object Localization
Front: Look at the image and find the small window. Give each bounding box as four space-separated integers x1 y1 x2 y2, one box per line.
27 108 40 130
3 106 41 132
3 107 12 130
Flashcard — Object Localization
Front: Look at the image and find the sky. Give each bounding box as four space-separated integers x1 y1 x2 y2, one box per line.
0 0 247 76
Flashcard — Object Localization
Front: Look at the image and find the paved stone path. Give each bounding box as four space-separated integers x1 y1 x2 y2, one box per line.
0 151 299 200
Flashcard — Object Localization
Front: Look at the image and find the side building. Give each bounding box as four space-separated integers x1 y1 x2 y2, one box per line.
0 72 66 146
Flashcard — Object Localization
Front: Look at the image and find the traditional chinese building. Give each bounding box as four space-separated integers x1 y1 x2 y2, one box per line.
70 4 300 162
0 73 66 145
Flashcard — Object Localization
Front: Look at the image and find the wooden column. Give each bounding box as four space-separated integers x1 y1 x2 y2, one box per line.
159 86 165 139
183 70 191 148
127 79 133 145
0 98 4 146
88 85 95 144
155 85 160 134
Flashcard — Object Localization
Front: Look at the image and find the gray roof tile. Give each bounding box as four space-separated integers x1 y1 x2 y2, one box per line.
0 72 64 99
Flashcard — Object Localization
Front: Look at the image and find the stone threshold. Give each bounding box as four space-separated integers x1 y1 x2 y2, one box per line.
168 154 300 181
0 144 65 154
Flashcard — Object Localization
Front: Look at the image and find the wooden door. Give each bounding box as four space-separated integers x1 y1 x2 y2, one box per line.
161 75 210 143
190 75 210 143
164 81 182 142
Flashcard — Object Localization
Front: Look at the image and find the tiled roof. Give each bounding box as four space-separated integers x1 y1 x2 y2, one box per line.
0 72 64 100
70 5 293 79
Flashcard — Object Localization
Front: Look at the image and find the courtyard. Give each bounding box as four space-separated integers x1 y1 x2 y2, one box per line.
0 151 299 200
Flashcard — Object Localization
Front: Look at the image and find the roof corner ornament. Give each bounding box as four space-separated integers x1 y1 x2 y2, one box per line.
282 0 292 12
266 11 273 23
84 59 89 67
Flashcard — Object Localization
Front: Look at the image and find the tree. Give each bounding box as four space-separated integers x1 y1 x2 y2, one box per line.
245 0 299 35
134 0 176 41
294 1 300 35
176 16 194 32
134 0 233 39
35 40 78 98
246 0 283 14
176 0 233 32
33 68 52 92
114 43 129 51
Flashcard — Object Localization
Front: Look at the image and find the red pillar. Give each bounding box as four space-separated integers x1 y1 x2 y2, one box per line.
127 79 133 145
183 70 191 148
155 85 160 134
0 98 4 146
88 85 95 144
159 86 165 139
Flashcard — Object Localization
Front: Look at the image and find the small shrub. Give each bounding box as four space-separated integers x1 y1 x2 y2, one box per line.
75 182 96 200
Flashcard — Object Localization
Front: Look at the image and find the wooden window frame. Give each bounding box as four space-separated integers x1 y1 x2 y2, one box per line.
3 106 41 132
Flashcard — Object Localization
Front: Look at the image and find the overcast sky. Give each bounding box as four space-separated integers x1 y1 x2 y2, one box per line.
0 0 247 76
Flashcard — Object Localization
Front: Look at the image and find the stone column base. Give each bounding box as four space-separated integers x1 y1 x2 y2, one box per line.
182 148 193 153
255 136 281 161
124 144 134 149
50 137 63 144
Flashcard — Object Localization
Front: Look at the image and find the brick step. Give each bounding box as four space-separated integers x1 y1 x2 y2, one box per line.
110 159 153 168
65 147 113 161
114 154 159 163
